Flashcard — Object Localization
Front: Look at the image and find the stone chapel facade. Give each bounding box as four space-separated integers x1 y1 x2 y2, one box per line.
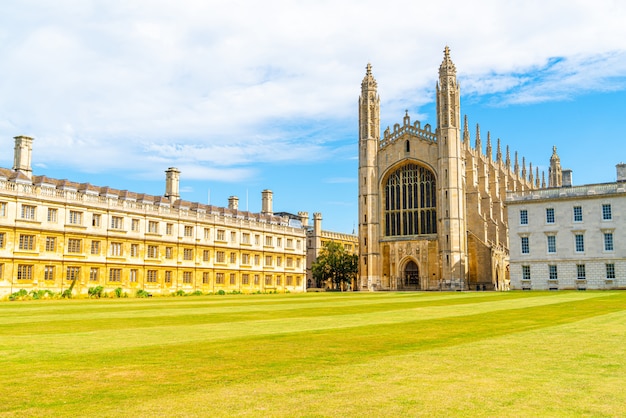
358 47 538 291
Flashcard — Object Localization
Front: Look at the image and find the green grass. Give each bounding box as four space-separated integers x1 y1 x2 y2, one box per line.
1 291 625 417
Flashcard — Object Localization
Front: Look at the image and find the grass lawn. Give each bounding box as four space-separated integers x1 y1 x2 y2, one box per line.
1 291 625 417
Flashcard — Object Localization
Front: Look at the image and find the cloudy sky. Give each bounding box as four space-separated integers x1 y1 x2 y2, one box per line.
1 1 626 233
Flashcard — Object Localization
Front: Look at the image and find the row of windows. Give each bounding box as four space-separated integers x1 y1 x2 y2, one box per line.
519 204 613 225
520 232 614 254
6 264 302 286
521 263 617 280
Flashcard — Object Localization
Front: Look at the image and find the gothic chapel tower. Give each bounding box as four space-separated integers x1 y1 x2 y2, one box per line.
436 47 468 284
358 64 381 290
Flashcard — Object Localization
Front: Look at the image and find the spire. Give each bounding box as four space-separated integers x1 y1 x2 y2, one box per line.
438 45 457 76
505 145 511 169
361 63 378 90
542 171 546 188
475 124 481 154
529 162 534 184
548 145 563 187
486 132 492 161
463 115 469 144
521 157 527 179
496 138 502 163
536 167 540 188
514 151 519 175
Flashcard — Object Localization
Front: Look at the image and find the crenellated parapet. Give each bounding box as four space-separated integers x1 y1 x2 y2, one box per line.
380 113 436 149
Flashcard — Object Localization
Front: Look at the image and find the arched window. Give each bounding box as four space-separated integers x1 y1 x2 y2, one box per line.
384 163 436 236
405 140 410 153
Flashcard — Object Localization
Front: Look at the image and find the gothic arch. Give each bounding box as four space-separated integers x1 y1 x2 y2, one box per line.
381 161 437 237
400 257 420 289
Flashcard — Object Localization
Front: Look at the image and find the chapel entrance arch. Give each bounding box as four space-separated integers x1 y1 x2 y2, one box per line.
401 259 420 290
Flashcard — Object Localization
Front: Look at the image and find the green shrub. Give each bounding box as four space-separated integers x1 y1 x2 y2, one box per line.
190 290 203 296
88 286 104 298
61 289 73 299
136 289 151 298
216 289 226 295
9 289 28 301
173 289 186 297
114 287 123 298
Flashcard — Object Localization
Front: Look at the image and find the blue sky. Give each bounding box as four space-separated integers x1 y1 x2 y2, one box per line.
1 1 626 233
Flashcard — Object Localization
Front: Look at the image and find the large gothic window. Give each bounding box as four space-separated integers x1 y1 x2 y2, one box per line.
384 163 437 236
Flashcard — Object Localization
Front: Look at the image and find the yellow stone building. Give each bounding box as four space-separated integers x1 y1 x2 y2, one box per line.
0 136 307 297
358 47 538 291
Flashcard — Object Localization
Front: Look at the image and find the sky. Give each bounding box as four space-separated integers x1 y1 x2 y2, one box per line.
1 1 626 234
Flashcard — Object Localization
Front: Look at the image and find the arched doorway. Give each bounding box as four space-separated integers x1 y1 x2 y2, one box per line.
403 260 420 289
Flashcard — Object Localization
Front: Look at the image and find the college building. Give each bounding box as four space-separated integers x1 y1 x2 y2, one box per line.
0 135 311 297
507 151 626 290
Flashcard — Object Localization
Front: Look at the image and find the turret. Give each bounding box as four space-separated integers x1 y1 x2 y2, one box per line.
13 135 34 179
548 145 563 187
164 167 180 202
261 189 273 215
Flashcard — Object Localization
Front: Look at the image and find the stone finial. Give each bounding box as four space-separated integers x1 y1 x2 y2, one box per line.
439 45 457 75
521 157 527 179
529 162 534 184
541 171 546 188
514 151 519 175
486 132 492 161
536 167 540 188
361 63 377 90
496 138 502 163
505 145 511 169
463 115 469 144
475 124 481 154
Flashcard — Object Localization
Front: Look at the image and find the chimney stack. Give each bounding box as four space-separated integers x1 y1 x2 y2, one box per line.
562 169 573 187
261 189 273 215
298 211 309 227
164 167 181 202
13 135 34 179
617 163 626 183
228 196 239 210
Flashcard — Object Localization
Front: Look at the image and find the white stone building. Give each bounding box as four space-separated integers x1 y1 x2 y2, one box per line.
507 159 626 290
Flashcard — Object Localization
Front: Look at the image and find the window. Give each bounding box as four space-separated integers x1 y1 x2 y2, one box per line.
47 208 58 222
45 236 56 252
130 269 138 282
184 225 193 237
265 275 272 285
216 230 225 241
230 231 236 243
69 210 82 225
18 234 35 250
276 237 282 247
183 271 193 283
202 272 210 284
17 264 33 280
522 265 531 280
204 228 211 239
110 242 123 256
89 267 99 282
91 240 100 255
296 240 301 250
286 275 293 286
276 256 282 267
604 233 614 251
254 274 260 285
216 273 224 284
67 239 82 253
0 233 4 248
230 273 236 285
130 244 139 257
66 266 80 281
216 251 225 263
573 206 582 222
166 223 173 235
276 276 282 286
148 221 159 234
546 208 555 224
147 245 159 258
0 202 6 217
286 257 293 267
521 237 529 254
242 274 249 285
92 214 101 227
203 250 210 262
575 234 584 252
183 248 193 260
165 247 173 259
21 205 36 220
606 263 616 279
109 268 121 282
242 253 250 265
519 209 528 225
110 216 123 229
229 252 236 264
147 270 158 283
549 265 558 280
265 236 273 246
242 233 250 244
547 235 556 253
255 234 260 245
265 255 272 266
602 204 612 220
286 238 293 248
131 219 140 231
577 264 586 280
45 266 55 281
165 271 172 283
254 255 260 266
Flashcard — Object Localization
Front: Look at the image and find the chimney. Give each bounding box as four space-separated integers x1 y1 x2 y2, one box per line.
228 196 239 210
298 211 309 227
164 167 181 202
13 135 34 179
617 163 626 183
261 189 273 215
562 169 573 187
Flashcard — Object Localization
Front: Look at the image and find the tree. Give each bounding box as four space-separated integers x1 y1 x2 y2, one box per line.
311 241 358 291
